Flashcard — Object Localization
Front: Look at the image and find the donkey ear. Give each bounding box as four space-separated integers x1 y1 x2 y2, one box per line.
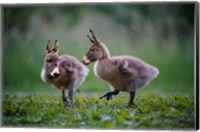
87 34 95 44
52 40 59 53
46 40 51 54
89 29 100 45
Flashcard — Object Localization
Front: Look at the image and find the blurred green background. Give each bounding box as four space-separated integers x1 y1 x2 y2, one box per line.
3 3 195 95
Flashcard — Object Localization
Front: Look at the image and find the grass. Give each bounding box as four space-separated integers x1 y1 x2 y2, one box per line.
2 44 194 129
2 91 195 129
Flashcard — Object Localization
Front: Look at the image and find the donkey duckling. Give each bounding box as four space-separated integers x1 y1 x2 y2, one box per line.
41 40 89 107
82 29 159 108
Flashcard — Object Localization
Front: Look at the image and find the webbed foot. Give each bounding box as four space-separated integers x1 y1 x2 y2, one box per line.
125 103 137 109
100 93 112 101
62 97 72 108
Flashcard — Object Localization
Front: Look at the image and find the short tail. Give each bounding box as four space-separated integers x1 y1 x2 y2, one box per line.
149 66 159 79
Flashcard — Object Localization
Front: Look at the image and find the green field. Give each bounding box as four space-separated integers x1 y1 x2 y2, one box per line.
2 4 195 129
3 92 194 129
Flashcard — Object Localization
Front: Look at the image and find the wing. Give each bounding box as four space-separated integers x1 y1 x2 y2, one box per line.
60 61 74 74
118 59 138 76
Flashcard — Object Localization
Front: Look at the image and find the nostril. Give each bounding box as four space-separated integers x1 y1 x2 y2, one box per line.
53 73 60 78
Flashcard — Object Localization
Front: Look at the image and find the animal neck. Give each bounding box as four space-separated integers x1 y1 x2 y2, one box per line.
100 43 111 60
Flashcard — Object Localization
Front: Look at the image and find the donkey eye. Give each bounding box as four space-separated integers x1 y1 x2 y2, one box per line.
46 59 52 63
90 49 95 52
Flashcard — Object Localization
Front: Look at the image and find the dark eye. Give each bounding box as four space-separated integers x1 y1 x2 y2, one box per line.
46 59 52 63
90 49 95 52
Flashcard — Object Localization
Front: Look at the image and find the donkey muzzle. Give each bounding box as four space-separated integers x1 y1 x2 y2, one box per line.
50 67 60 78
82 56 91 65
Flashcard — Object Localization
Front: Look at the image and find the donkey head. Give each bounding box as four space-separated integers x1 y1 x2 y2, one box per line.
82 29 108 65
44 40 60 78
